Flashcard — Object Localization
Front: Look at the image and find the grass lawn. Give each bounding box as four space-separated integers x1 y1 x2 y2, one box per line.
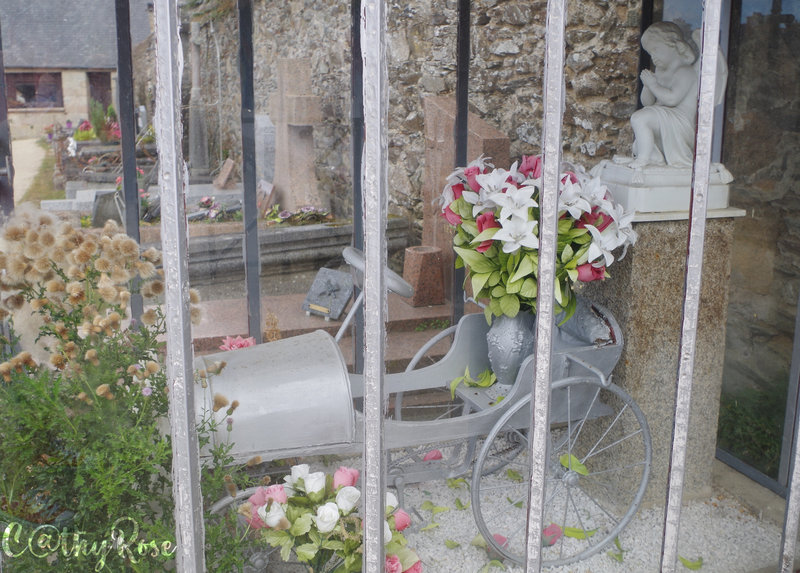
19 139 63 205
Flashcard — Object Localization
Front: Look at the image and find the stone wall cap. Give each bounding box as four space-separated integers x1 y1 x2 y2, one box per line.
632 206 746 223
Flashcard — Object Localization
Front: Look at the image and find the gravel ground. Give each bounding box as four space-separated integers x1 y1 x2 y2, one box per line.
397 479 792 573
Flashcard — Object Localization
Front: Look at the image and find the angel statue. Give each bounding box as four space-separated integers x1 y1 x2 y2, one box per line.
627 21 727 169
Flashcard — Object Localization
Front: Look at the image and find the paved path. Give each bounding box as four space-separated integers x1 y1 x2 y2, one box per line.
11 138 47 203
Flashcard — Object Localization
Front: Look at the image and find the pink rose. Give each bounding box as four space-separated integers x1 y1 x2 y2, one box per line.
576 263 605 282
422 449 442 461
493 533 509 548
219 335 257 351
576 206 613 232
393 508 411 532
403 561 423 573
451 182 464 200
333 466 360 490
442 205 462 225
475 212 501 253
520 155 543 179
263 484 288 504
464 165 482 191
542 523 563 546
385 554 402 573
561 171 578 184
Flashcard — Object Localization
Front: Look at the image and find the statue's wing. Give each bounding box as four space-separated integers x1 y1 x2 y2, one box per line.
692 28 728 106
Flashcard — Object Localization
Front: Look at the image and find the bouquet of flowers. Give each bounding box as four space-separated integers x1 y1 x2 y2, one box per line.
240 464 421 573
440 155 636 323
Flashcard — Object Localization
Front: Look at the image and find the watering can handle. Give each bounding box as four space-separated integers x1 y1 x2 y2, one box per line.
342 246 413 298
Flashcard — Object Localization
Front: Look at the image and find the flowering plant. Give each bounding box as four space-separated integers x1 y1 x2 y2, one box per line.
241 464 421 573
441 155 636 323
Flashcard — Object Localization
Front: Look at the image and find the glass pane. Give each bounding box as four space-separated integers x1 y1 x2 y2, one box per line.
717 0 800 480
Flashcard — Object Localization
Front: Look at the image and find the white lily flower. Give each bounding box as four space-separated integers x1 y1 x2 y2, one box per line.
493 216 539 254
558 178 592 219
475 168 514 196
384 520 393 544
385 492 398 511
491 183 537 221
461 186 499 218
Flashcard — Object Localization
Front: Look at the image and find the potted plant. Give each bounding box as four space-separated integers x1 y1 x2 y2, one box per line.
439 155 636 383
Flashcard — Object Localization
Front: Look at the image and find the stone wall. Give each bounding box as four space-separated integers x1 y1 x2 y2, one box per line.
188 0 642 239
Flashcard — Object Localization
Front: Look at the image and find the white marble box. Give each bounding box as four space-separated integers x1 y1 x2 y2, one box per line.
591 160 733 213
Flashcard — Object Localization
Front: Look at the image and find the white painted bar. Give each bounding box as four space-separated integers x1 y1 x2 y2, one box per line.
525 0 567 569
660 1 723 571
153 0 205 569
360 1 389 571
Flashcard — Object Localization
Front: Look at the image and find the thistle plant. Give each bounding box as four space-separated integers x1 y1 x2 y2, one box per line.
0 209 207 571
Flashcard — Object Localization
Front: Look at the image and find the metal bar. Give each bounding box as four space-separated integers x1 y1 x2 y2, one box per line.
351 0 365 374
152 1 205 569
779 286 800 486
114 0 143 322
0 18 14 217
237 0 263 343
660 1 723 570
525 0 567 569
716 448 785 497
779 289 800 571
451 0 470 322
361 0 388 570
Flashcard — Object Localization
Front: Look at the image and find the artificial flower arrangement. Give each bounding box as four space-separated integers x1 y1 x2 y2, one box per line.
240 464 422 573
441 155 636 323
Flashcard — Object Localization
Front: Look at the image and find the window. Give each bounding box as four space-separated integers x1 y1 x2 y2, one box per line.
5 72 63 109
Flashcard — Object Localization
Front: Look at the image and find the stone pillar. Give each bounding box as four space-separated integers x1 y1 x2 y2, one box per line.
422 95 510 300
270 58 324 212
579 217 736 505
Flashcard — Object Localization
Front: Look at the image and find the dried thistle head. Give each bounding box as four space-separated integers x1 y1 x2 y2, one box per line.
246 456 262 468
85 349 100 366
141 308 158 326
0 362 11 382
212 393 230 412
50 353 66 370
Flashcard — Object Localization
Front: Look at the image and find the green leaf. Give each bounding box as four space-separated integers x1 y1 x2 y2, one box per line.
429 505 450 516
450 375 465 399
454 247 497 274
563 526 598 539
509 255 535 283
499 294 520 317
559 454 589 476
470 534 488 549
472 226 500 243
420 522 440 531
454 498 470 510
290 512 313 536
447 478 468 490
566 268 578 282
561 243 574 263
679 556 704 570
506 468 524 482
506 496 523 508
488 270 502 286
471 272 492 298
295 543 318 562
554 279 564 305
519 277 538 298
445 539 461 549
491 285 507 298
461 220 479 237
322 540 345 551
608 550 625 563
262 529 291 548
505 278 523 294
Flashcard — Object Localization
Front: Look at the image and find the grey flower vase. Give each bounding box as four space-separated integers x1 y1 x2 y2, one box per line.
486 312 536 385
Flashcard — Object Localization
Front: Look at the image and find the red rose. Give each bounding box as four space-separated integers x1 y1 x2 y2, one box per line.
464 165 482 190
576 263 605 282
442 205 462 225
451 182 464 200
520 155 542 179
576 206 613 232
475 212 501 252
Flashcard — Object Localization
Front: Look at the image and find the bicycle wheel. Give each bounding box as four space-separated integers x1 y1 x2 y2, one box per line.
471 377 651 567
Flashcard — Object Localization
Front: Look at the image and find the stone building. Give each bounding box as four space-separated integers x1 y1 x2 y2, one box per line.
0 0 151 140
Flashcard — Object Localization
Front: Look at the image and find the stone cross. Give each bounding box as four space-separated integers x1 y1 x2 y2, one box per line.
270 58 325 212
422 96 510 300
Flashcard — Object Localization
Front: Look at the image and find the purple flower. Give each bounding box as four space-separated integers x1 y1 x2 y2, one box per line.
279 210 292 219
300 205 315 213
141 387 153 397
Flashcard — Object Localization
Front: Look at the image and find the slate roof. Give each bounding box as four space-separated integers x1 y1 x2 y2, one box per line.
0 0 152 70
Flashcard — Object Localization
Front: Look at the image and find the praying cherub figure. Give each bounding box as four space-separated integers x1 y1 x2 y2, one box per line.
629 21 700 169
